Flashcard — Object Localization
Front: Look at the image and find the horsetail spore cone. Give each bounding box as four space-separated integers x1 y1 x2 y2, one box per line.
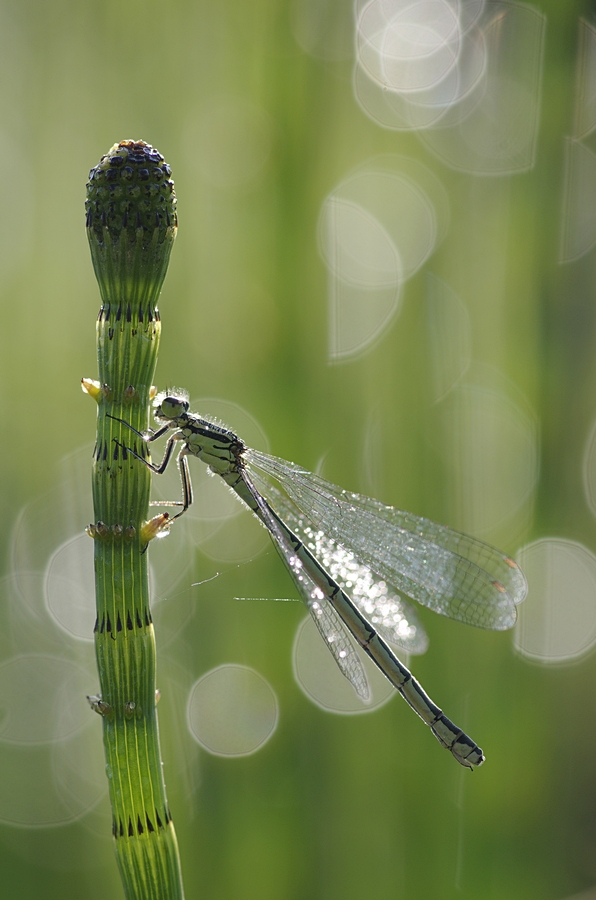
86 140 177 308
85 141 184 900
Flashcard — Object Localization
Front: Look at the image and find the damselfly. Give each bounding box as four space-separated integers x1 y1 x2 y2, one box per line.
111 392 527 768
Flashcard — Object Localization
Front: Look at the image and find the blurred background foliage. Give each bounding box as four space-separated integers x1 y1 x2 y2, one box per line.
1 0 596 898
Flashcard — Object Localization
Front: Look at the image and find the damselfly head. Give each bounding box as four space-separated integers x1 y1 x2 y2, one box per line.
153 389 189 422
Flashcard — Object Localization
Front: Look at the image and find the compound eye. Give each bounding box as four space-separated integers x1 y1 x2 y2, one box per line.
161 397 185 418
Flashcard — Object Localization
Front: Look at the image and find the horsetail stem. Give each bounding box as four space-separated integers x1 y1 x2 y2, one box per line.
84 141 184 900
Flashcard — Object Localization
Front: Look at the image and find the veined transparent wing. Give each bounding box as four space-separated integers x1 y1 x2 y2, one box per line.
244 450 527 630
255 477 429 656
242 471 371 702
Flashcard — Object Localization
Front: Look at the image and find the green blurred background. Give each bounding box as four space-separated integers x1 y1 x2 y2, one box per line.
1 0 596 898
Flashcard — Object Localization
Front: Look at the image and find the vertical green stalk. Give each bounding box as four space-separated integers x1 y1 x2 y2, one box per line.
83 141 184 900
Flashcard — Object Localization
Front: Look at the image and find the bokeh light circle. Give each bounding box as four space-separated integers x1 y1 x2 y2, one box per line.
0 655 92 745
514 538 596 664
187 665 278 756
293 615 396 714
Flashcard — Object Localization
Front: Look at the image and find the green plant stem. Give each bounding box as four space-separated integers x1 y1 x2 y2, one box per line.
85 141 184 900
